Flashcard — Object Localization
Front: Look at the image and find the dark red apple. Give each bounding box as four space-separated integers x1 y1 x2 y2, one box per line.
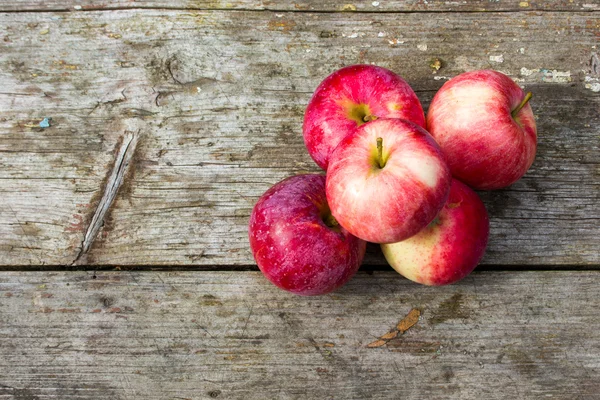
303 64 426 170
427 69 537 190
326 118 451 244
249 174 366 296
381 179 489 286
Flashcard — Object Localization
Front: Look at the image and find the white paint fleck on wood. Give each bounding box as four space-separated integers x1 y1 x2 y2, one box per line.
541 70 572 83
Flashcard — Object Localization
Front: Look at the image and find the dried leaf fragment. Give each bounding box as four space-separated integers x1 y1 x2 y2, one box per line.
367 339 387 348
367 309 422 348
397 308 421 333
380 331 398 340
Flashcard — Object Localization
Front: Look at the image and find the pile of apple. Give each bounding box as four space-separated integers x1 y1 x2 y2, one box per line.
249 65 537 296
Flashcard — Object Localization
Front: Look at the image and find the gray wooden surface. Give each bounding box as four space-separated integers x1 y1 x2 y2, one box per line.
1 2 599 399
0 9 598 266
0 271 599 399
1 0 599 12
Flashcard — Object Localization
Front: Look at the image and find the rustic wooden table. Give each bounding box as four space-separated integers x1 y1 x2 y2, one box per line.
1 1 599 399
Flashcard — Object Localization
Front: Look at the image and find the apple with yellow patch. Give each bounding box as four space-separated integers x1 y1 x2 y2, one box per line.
381 179 489 286
303 64 426 170
427 70 537 190
326 118 451 244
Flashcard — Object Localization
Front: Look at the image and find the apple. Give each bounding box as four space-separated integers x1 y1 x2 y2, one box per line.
381 179 489 286
303 64 426 170
427 69 537 190
326 118 451 244
249 174 366 296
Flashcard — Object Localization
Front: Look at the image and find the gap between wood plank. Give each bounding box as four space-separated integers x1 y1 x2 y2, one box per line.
1 7 597 14
0 264 598 272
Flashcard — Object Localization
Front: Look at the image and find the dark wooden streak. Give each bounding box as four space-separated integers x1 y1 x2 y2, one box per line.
0 270 598 399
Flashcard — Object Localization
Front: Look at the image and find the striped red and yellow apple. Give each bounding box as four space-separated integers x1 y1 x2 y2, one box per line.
303 64 426 170
381 179 489 286
427 70 537 190
326 118 451 244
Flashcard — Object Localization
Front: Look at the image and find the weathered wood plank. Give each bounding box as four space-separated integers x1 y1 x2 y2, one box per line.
0 270 598 399
1 0 599 12
0 10 599 266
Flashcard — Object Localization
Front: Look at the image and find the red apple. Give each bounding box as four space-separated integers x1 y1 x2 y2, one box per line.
381 179 489 286
303 64 426 170
427 69 537 190
326 118 451 244
249 174 366 296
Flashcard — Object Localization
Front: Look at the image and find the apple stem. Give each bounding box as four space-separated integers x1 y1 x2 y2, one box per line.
376 137 385 169
427 216 442 229
324 214 339 228
511 92 533 119
363 114 377 123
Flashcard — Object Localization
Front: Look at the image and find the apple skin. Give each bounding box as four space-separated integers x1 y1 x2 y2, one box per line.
326 118 451 244
303 64 426 170
381 179 489 286
427 69 537 190
249 174 366 296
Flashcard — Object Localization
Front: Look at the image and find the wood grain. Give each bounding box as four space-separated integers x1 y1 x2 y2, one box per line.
0 270 598 399
1 0 599 12
0 10 598 266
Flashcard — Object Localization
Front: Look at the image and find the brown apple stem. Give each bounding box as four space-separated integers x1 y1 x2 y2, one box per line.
376 137 385 169
511 92 533 119
324 214 339 228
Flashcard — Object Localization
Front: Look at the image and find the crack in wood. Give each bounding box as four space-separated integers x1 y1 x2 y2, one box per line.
72 131 139 265
88 89 128 115
166 57 182 85
0 7 597 14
